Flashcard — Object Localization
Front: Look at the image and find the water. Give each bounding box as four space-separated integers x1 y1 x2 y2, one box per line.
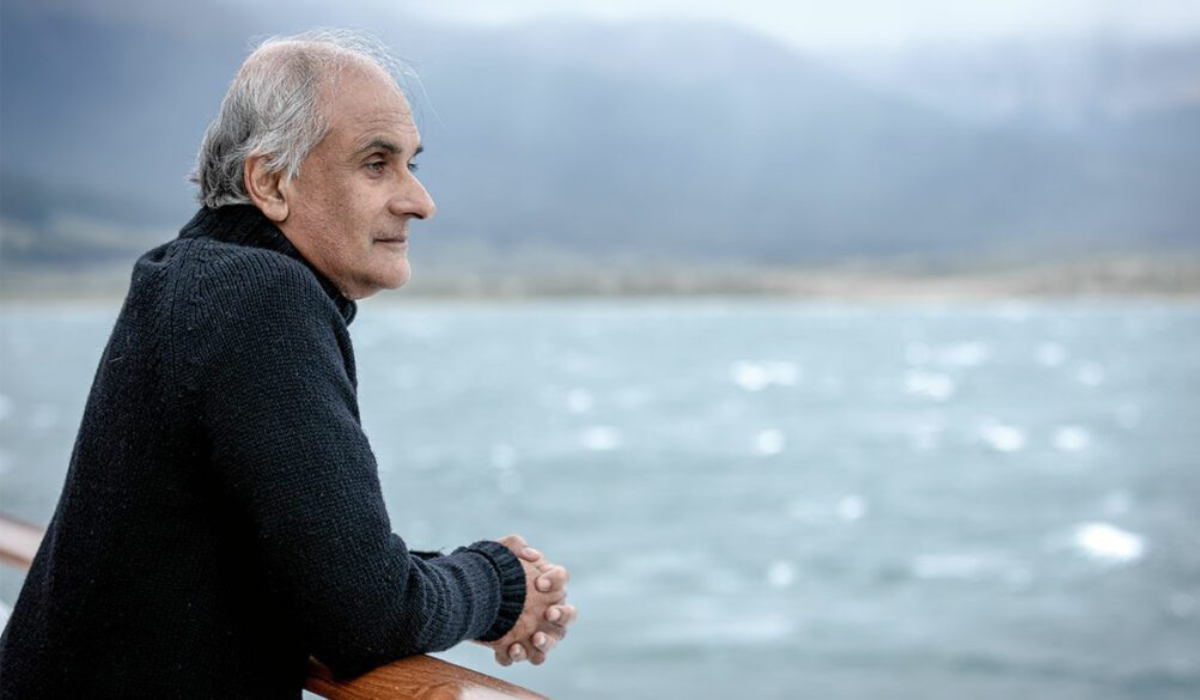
2 300 1198 699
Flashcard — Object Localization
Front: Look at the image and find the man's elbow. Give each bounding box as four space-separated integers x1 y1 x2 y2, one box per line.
304 591 465 678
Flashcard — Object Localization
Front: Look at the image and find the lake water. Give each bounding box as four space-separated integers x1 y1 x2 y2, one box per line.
1 299 1198 699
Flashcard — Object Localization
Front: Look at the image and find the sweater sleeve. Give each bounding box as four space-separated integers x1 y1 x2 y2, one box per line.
181 253 525 676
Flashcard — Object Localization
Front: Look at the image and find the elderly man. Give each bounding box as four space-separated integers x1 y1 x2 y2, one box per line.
0 31 573 698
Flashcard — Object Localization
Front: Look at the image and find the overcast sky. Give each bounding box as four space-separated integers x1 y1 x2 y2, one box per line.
25 0 1200 50
387 0 1200 50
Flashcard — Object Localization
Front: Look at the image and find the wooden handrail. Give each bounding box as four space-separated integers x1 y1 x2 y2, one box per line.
0 514 548 700
307 655 547 700
0 514 41 570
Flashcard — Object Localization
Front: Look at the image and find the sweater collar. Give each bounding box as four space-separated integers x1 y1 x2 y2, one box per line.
179 205 357 325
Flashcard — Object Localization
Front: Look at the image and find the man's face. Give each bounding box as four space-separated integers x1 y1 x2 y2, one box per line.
278 65 435 300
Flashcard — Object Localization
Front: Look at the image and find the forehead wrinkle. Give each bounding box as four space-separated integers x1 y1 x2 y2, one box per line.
327 94 421 161
354 137 402 155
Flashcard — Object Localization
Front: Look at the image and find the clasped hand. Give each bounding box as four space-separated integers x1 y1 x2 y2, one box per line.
481 534 575 666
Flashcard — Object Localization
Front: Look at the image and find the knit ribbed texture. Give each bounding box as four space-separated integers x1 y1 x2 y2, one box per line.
461 540 529 642
0 205 526 699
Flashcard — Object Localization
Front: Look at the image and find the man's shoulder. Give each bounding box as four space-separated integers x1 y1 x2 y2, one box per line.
173 235 313 282
122 237 343 351
138 235 327 307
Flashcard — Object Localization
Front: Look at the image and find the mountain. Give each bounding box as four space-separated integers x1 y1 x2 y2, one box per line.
825 37 1200 130
2 0 1198 273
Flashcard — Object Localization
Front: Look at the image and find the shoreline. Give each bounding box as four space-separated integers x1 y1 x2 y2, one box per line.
4 256 1200 305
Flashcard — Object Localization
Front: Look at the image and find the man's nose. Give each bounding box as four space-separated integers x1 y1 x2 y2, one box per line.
391 176 436 221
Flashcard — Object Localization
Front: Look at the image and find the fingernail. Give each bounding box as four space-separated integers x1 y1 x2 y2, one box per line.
511 646 523 659
524 547 541 559
537 578 551 591
548 607 562 622
534 633 546 649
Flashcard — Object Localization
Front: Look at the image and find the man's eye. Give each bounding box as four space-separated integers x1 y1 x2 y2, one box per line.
366 161 386 173
406 162 420 173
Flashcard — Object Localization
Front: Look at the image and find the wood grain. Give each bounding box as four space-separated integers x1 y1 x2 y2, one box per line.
307 655 550 700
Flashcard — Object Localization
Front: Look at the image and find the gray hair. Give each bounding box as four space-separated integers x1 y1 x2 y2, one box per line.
191 29 407 208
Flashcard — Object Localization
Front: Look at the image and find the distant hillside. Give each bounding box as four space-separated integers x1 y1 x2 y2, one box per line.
2 0 1198 273
826 37 1200 130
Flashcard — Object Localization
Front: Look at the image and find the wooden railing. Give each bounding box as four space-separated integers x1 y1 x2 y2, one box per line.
0 514 548 700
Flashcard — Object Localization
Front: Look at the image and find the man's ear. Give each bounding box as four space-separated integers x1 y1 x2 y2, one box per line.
244 154 290 223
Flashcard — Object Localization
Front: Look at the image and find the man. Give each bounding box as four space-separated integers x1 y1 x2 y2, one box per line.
0 30 574 698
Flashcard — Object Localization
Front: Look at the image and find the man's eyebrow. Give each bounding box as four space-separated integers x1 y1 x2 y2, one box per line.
356 138 423 158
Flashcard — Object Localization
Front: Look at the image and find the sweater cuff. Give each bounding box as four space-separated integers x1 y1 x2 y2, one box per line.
463 540 527 642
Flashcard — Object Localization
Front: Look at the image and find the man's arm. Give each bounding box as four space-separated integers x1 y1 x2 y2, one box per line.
183 256 527 676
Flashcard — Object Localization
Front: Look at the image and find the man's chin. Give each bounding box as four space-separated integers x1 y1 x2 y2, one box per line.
344 267 410 300
387 263 412 291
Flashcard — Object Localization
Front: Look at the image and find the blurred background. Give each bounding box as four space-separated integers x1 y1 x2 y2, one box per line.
3 0 1200 293
1 1 1198 698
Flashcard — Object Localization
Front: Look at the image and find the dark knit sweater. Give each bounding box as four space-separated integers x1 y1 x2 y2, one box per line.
0 205 526 699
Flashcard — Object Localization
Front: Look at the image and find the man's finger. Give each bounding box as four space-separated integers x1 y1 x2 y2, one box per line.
494 648 513 667
535 564 568 591
508 643 526 663
536 565 569 592
499 534 543 563
547 602 578 629
533 631 557 654
545 603 577 627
